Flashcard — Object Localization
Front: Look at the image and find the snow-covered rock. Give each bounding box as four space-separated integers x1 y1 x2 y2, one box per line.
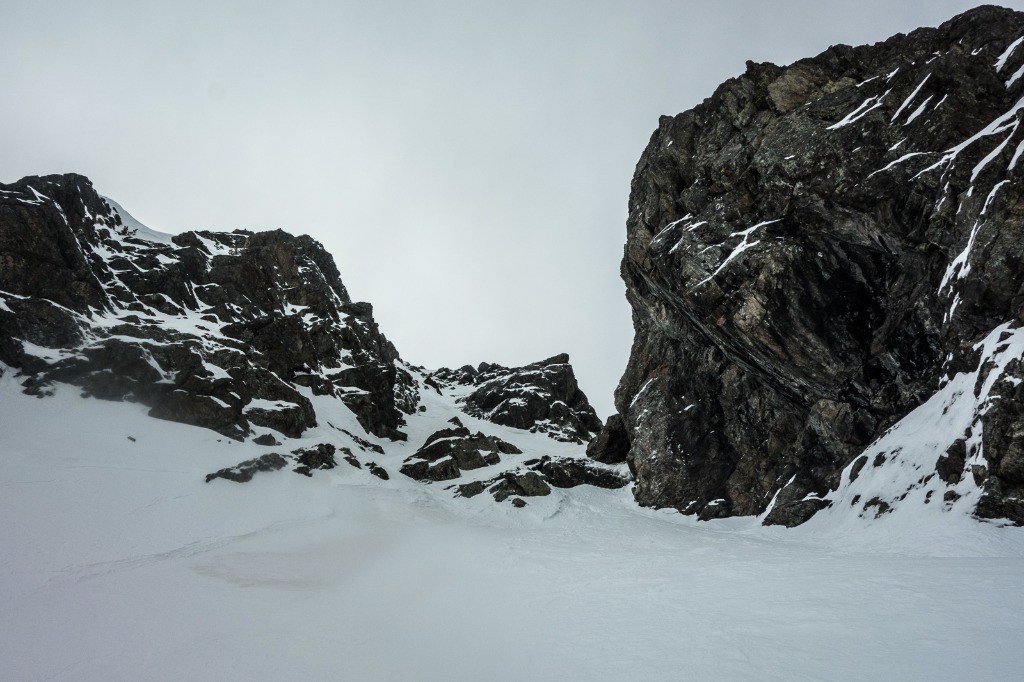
0 172 617 503
432 353 603 443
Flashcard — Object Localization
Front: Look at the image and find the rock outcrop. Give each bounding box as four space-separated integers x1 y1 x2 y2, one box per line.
610 6 1024 525
205 443 338 483
585 414 630 464
0 172 615 508
0 174 417 441
400 425 522 481
433 354 602 443
453 455 628 502
525 455 629 490
456 470 552 503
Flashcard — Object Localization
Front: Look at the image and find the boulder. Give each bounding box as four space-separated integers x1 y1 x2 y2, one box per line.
205 453 289 483
399 427 520 481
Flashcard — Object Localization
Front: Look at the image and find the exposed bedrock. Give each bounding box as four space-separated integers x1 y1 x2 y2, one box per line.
612 6 1024 525
0 174 417 441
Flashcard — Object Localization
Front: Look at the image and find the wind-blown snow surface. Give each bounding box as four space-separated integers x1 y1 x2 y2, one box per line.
3 370 1024 680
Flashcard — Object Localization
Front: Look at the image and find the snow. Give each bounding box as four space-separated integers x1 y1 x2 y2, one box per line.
15 339 77 363
194 232 234 258
101 196 175 245
995 36 1024 72
1011 136 1024 171
939 219 984 292
694 219 780 288
890 74 930 122
971 120 1019 181
982 180 1010 215
811 323 1024 540
201 361 233 381
26 186 49 207
3 333 1024 680
649 216 691 245
1008 63 1024 88
207 394 232 409
902 95 932 125
866 151 929 178
244 398 295 412
629 377 655 408
826 90 891 130
915 95 1024 180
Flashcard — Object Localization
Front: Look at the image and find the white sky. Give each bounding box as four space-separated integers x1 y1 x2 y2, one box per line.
3 1 1020 416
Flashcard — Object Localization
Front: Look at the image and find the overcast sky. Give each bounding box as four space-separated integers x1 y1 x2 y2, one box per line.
3 1 1020 416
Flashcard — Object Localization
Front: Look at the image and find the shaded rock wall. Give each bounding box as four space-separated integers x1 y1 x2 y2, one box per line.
610 6 1024 525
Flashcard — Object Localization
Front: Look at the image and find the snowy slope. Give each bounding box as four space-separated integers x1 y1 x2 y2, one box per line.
3 366 1024 681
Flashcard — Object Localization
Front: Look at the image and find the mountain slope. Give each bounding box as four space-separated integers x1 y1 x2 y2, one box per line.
0 173 614 502
3 364 1024 681
605 5 1024 526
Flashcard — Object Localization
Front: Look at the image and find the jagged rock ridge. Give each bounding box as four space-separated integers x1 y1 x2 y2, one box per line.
0 173 416 441
605 5 1024 526
0 173 623 502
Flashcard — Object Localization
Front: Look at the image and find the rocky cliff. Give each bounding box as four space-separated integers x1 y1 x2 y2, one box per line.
0 173 620 501
0 173 416 441
602 5 1024 526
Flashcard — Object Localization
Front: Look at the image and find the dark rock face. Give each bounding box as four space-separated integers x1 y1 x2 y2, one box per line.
525 456 629 490
586 414 630 464
454 457 626 503
0 174 417 441
292 444 338 477
488 471 552 502
339 429 386 454
399 426 521 481
975 372 1024 524
206 443 338 482
367 462 389 480
434 354 602 443
205 453 290 483
615 6 1024 525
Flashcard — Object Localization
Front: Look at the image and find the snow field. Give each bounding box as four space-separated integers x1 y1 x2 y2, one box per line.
3 369 1024 680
